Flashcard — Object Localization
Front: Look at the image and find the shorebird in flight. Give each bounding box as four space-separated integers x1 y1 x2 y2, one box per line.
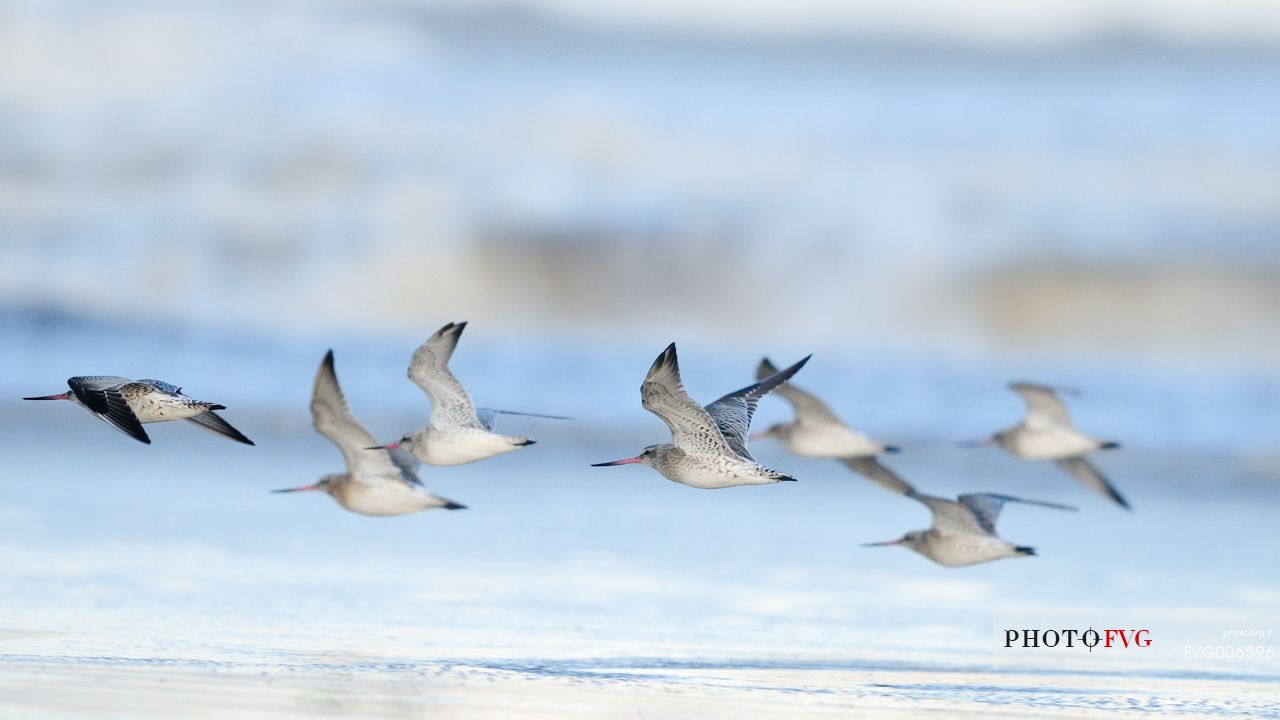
961 382 1128 510
23 376 253 445
864 491 1076 566
750 357 912 495
375 322 568 466
592 343 810 489
273 351 465 516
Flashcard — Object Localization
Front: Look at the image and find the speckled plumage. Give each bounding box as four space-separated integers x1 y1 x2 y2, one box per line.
24 376 253 445
593 343 810 489
866 492 1076 567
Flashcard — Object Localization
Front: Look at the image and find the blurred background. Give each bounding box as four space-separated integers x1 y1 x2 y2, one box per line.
2 0 1278 442
1 0 1279 702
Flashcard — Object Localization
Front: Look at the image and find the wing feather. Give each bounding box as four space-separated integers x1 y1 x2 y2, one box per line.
67 376 150 444
1055 457 1131 510
957 493 1078 534
839 456 914 495
707 354 811 458
312 351 412 485
1010 381 1076 430
407 322 482 430
640 343 731 456
756 357 841 425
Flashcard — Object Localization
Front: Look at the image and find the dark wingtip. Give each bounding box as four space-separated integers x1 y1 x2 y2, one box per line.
777 475 798 482
517 439 536 447
1015 546 1036 556
238 437 256 447
1100 441 1121 450
1113 492 1133 511
210 404 227 411
323 349 335 364
442 500 467 510
883 445 901 454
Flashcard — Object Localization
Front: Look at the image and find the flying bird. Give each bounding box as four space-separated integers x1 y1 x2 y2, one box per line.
961 382 1128 510
273 350 465 516
750 357 912 495
864 491 1076 567
592 343 810 489
23 376 253 445
375 322 568 466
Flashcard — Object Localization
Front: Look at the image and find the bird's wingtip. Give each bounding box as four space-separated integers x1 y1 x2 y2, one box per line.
442 500 467 510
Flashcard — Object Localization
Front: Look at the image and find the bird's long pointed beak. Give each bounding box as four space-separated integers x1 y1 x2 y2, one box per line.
956 437 994 448
365 442 399 451
271 484 322 493
862 539 904 547
23 392 71 401
591 456 642 467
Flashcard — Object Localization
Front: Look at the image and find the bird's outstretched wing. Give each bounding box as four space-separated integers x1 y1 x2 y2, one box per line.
908 492 986 535
475 408 571 432
186 411 255 445
1009 382 1076 430
706 354 811 459
957 493 1078 534
408 322 483 430
68 376 150 444
839 456 914 495
757 357 841 426
313 351 414 486
640 343 732 457
1055 457 1131 510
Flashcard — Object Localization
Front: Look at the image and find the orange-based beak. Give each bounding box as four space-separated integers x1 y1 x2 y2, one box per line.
590 456 642 467
271 484 322 493
23 392 71 400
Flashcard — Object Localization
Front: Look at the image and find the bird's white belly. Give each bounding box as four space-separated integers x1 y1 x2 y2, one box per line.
419 428 522 466
922 535 1017 567
787 425 881 458
663 456 777 490
339 483 437 516
1012 429 1098 460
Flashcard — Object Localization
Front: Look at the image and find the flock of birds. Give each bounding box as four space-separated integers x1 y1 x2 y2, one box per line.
23 321 1127 568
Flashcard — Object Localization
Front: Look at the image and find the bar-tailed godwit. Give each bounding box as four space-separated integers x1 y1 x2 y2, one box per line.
273 351 465 516
24 376 253 445
592 343 810 489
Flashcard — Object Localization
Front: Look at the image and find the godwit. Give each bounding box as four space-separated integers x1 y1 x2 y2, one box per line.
864 491 1076 567
592 343 809 489
962 382 1128 510
376 322 568 466
23 376 253 445
750 357 912 495
273 351 465 516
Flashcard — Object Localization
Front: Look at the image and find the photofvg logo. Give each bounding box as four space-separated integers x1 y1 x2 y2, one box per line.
993 609 1279 671
1004 627 1151 652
